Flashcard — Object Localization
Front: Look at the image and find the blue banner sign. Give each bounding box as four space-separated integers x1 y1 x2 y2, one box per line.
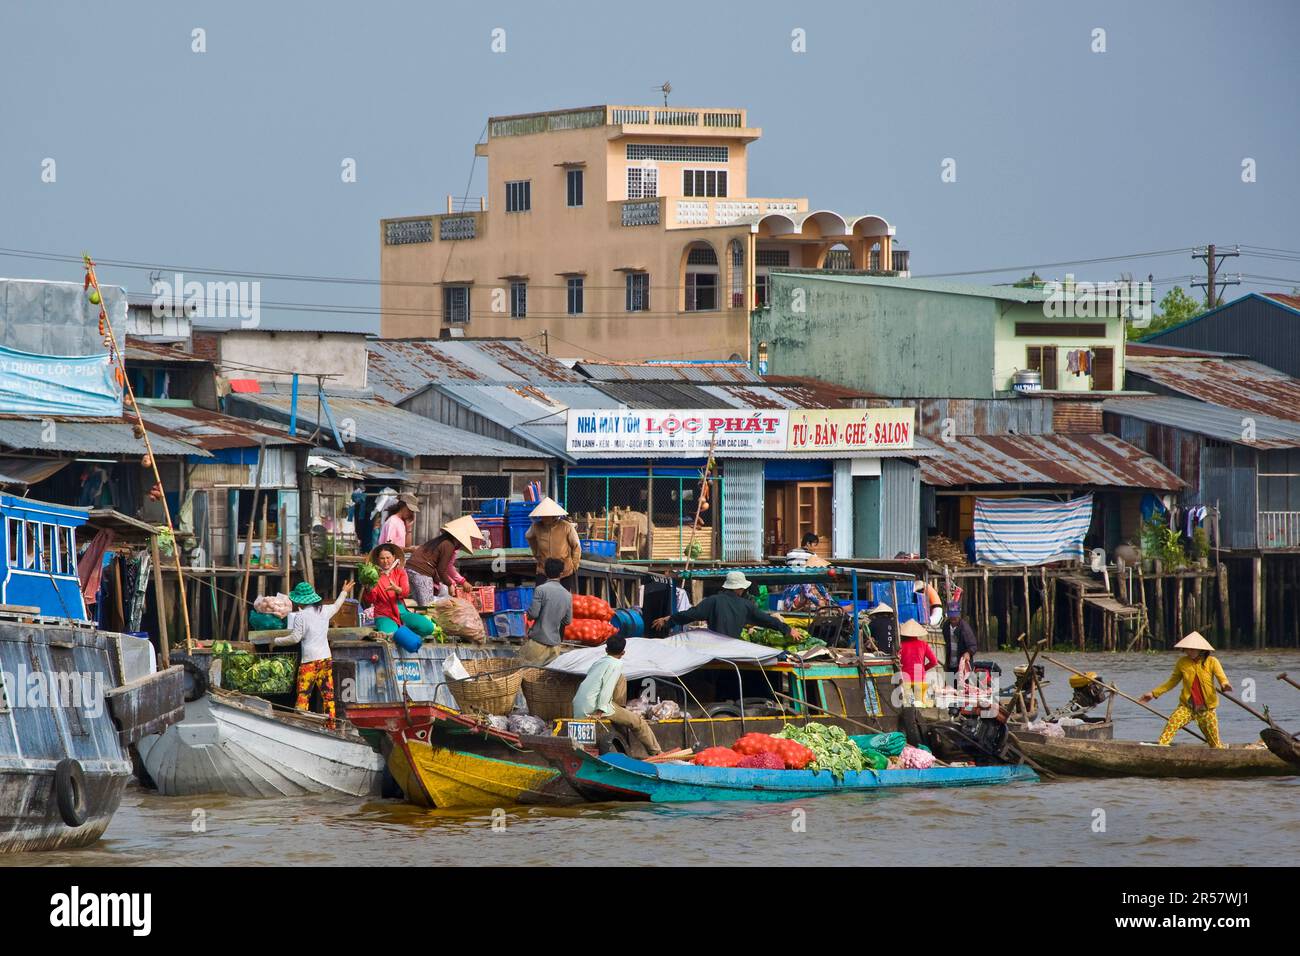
0 345 122 417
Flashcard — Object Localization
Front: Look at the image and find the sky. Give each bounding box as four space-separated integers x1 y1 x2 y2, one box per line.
2 0 1298 333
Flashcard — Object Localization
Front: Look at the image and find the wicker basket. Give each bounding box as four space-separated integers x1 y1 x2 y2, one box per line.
521 668 580 722
447 657 526 716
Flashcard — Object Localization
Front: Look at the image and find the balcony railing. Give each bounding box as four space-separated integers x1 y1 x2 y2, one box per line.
621 199 661 227
606 105 747 129
1258 511 1300 549
867 249 911 273
669 197 803 228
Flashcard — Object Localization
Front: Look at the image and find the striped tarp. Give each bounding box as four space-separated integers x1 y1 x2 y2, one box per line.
973 494 1093 566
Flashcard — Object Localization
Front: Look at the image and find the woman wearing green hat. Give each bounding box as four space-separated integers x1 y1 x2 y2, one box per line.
274 579 354 728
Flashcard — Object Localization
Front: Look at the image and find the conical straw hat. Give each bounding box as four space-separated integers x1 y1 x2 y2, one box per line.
530 497 568 518
898 619 929 639
442 515 484 552
1173 630 1214 652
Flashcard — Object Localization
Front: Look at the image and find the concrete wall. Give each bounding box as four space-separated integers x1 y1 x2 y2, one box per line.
752 275 998 397
992 303 1125 393
213 331 369 390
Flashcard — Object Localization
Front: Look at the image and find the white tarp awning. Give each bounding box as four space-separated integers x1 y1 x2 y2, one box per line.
547 631 780 680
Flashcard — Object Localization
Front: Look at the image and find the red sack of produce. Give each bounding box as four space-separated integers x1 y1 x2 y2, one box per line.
736 752 785 770
572 594 614 622
693 747 744 768
732 732 783 757
563 619 615 646
774 739 815 770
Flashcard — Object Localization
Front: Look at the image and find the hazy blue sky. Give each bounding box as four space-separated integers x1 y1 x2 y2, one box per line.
3 0 1298 332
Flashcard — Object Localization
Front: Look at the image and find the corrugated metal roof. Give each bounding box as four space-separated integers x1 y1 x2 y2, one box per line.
430 382 613 459
0 416 209 457
137 404 306 450
588 381 846 411
223 392 549 461
919 433 1182 490
307 448 407 481
769 272 1050 303
367 338 583 401
761 375 873 403
1103 396 1300 449
1126 355 1300 422
124 336 211 364
1125 342 1244 359
574 361 762 383
1265 293 1300 311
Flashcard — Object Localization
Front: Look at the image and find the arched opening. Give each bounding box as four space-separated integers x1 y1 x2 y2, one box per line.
821 242 852 270
681 241 719 312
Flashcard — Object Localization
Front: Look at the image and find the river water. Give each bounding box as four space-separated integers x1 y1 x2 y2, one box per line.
9 651 1300 867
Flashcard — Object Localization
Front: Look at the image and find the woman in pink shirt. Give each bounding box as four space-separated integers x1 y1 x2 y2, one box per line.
378 495 418 549
896 618 938 707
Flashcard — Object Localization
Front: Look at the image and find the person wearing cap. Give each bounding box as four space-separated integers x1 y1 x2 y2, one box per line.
1140 632 1232 748
914 579 943 627
378 493 419 549
866 602 898 655
525 497 582 592
942 605 978 678
406 516 485 604
896 619 938 706
652 570 791 641
274 579 355 728
518 557 572 666
362 543 435 637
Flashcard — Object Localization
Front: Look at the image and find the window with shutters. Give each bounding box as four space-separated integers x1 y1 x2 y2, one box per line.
566 169 583 207
1091 347 1115 391
505 180 531 213
682 169 727 197
509 281 527 318
567 277 584 315
1026 346 1059 389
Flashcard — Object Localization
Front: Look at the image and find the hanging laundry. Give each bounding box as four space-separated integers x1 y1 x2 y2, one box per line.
1140 493 1168 523
1067 350 1080 374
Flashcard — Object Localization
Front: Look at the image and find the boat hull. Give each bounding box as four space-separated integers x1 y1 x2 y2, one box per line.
1258 728 1300 769
530 741 1038 803
347 701 581 809
1012 734 1295 778
0 760 131 852
137 692 385 798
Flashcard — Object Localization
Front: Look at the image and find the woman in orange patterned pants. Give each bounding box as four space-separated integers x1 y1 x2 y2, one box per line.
294 658 335 728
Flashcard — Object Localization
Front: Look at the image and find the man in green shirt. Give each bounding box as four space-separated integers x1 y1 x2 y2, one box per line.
572 635 662 756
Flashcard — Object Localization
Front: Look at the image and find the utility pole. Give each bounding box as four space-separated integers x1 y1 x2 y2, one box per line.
1192 244 1241 308
541 328 549 355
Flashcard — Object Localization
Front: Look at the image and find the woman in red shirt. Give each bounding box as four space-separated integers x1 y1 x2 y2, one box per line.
363 543 433 636
896 618 938 707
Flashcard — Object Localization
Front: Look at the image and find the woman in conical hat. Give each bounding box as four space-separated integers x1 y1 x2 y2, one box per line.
1139 631 1233 748
525 497 581 591
406 516 485 603
896 618 938 707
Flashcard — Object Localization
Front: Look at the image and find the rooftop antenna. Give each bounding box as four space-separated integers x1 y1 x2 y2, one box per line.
656 82 671 106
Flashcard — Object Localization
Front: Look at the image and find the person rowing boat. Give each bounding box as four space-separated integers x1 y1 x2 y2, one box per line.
1139 631 1233 749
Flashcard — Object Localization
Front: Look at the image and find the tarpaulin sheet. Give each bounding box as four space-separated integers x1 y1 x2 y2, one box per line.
546 631 779 680
973 494 1093 566
0 344 122 416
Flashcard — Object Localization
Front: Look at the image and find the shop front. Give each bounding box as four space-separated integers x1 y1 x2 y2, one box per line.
564 407 927 565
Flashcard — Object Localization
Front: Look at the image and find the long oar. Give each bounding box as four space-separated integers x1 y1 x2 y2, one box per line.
1039 653 1207 743
1217 689 1279 729
1278 673 1300 693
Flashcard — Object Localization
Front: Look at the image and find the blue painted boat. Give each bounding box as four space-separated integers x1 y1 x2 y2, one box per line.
533 742 1038 803
0 494 89 619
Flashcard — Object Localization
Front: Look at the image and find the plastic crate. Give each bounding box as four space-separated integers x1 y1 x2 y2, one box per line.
492 610 528 639
479 498 508 517
580 538 616 559
464 586 495 614
484 614 498 638
506 586 535 610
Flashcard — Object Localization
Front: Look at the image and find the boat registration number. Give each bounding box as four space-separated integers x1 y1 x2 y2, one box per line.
568 720 597 745
395 660 422 683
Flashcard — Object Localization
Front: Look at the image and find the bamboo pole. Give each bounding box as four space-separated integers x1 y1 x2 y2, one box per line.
235 441 268 642
981 567 991 647
149 536 170 668
280 504 290 597
84 254 193 651
300 534 316 588
1022 566 1031 645
256 498 269 598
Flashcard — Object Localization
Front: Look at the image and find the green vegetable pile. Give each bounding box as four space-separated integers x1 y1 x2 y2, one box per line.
743 625 812 648
213 642 298 695
775 722 871 779
358 561 380 588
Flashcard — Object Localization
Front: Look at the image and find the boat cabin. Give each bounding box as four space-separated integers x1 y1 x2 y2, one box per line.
0 494 89 621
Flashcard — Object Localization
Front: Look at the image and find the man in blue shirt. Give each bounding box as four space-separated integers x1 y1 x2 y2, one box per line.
572 635 662 755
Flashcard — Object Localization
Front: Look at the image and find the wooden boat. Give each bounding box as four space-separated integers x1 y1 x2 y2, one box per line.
136 690 385 798
1 496 186 853
523 737 1038 803
1012 733 1295 778
345 701 581 809
1260 728 1300 769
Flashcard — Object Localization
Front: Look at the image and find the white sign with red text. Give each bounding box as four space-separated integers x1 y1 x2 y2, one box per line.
566 409 789 453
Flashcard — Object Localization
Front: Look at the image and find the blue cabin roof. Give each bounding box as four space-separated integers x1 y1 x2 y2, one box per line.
1 495 91 621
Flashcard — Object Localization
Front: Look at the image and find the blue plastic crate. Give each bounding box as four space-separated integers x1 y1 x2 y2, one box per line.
580 538 616 559
508 586 535 610
492 610 527 639
484 614 498 637
479 498 508 517
508 524 529 549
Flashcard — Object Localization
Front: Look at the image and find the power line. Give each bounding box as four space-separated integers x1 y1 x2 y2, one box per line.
914 248 1191 279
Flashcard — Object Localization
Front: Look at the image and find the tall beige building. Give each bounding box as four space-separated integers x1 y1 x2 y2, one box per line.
379 104 906 361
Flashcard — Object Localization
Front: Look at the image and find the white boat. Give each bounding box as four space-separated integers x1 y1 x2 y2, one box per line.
136 690 385 798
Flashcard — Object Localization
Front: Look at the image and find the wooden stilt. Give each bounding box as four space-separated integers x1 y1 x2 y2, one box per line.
1075 588 1085 650
982 567 991 647
1154 562 1166 647
300 534 316 589
1022 566 1031 644
280 504 290 597
1253 556 1264 649
1175 577 1185 638
256 498 269 599
1217 561 1231 647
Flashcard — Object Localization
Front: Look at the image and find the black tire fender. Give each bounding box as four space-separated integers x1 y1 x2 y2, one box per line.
182 659 207 702
54 758 87 828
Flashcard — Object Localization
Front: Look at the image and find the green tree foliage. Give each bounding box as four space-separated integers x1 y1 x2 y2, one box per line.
1128 286 1204 341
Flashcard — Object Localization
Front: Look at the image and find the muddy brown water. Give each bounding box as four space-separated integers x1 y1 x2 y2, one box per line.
8 651 1299 867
